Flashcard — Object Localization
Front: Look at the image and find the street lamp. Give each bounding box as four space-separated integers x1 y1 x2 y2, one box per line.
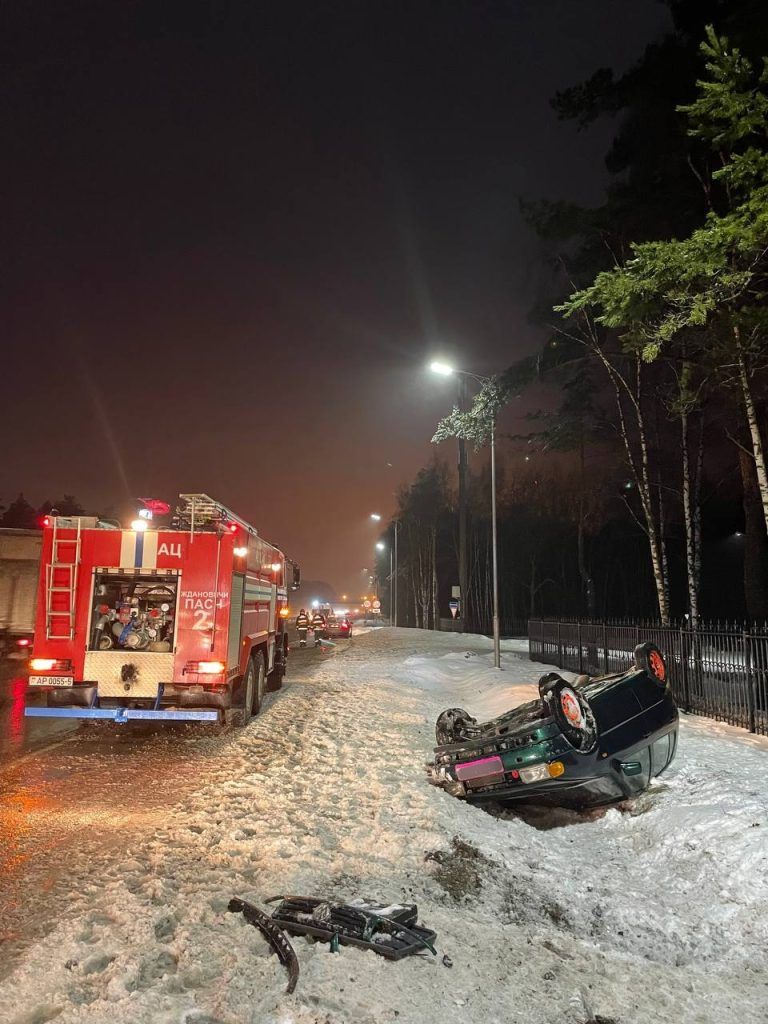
429 360 455 376
430 360 501 669
372 513 399 627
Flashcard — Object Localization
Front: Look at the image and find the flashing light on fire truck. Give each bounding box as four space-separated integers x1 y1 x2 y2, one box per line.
131 518 149 532
234 546 248 557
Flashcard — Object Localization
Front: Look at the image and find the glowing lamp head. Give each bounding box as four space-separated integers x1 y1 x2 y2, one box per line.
429 360 455 377
233 546 248 558
370 513 382 522
131 519 148 532
376 542 385 551
279 607 290 618
271 562 281 572
16 638 31 648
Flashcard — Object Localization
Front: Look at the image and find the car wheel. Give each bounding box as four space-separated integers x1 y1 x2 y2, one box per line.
251 651 267 715
543 677 597 753
435 707 478 745
231 658 256 727
634 642 667 686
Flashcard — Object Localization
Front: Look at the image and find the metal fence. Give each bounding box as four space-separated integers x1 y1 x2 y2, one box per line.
528 618 768 736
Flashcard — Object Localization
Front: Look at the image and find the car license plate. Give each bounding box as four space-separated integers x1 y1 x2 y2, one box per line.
455 755 505 782
28 675 74 687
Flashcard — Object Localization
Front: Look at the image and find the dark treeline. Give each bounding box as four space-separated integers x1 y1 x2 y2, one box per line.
0 494 86 529
377 455 751 632
384 2 768 631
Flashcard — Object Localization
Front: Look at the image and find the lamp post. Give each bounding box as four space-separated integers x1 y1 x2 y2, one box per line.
429 361 501 668
372 514 398 626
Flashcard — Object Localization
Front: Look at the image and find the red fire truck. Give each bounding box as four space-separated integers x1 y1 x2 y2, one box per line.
24 494 299 725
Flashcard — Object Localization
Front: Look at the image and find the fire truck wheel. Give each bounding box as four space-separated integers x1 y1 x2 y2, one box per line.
251 650 267 715
232 657 257 727
268 642 287 692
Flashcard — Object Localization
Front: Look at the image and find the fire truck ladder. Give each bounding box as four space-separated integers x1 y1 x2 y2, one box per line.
45 518 82 640
174 494 258 536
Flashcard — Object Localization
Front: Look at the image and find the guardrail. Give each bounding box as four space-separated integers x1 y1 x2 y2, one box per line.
528 618 768 736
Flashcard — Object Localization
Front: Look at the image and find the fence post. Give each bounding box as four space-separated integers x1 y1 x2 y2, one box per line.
602 621 609 674
557 620 562 668
577 621 583 674
744 630 756 734
680 625 691 713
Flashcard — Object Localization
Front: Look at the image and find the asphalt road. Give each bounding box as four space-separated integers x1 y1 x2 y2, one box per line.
0 622 357 764
0 658 78 763
0 634 356 978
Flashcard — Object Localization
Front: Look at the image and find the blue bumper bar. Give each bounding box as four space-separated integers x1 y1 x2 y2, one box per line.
25 707 220 723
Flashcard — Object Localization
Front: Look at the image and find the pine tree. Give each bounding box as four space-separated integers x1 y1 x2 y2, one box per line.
0 493 38 529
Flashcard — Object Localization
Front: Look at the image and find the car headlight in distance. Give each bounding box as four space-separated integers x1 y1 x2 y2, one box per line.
519 761 565 784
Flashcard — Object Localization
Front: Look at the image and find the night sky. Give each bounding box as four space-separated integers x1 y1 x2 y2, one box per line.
2 1 671 595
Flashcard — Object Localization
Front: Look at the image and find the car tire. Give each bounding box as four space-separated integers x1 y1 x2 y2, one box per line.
542 676 598 754
435 707 478 745
634 642 668 686
231 658 256 727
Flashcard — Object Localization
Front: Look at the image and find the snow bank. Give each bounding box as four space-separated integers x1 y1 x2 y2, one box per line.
1 628 767 1024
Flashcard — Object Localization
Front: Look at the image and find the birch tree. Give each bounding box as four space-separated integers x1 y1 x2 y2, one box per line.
559 28 768 540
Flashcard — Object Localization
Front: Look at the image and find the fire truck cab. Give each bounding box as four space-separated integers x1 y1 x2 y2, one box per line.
24 494 298 725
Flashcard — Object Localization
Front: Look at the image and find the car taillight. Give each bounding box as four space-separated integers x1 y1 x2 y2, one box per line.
30 658 72 672
185 660 226 675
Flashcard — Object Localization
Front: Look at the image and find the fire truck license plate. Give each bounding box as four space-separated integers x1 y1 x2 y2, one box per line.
28 675 73 687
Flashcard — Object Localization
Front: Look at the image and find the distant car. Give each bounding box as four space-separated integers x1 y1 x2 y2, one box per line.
428 643 678 809
326 615 353 639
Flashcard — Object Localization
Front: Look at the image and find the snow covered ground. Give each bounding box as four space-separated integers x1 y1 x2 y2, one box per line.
1 628 767 1024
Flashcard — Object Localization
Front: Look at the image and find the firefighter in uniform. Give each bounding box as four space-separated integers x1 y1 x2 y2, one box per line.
296 608 309 646
311 608 326 647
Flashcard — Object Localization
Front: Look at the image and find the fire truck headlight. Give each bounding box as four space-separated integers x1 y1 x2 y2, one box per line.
31 658 57 671
131 519 148 532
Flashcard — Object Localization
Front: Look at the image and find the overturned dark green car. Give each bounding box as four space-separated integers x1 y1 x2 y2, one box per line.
428 643 678 808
